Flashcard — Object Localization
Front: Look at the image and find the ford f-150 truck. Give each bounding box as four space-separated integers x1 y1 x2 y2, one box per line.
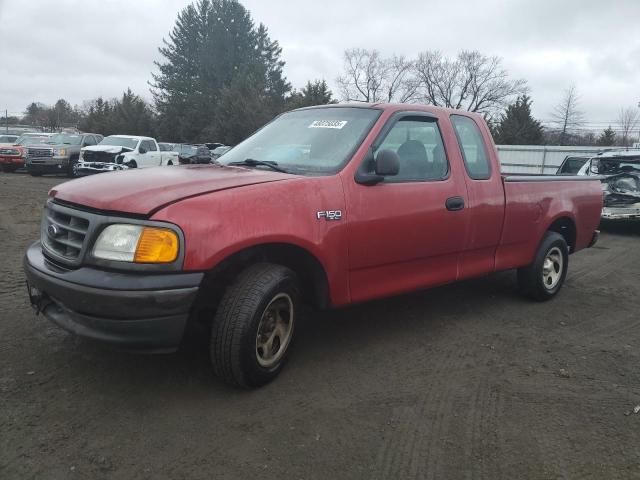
24 104 602 388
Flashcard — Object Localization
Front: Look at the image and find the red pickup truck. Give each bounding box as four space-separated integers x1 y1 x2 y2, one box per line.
24 104 602 387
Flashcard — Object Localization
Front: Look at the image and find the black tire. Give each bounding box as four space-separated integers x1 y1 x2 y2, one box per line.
210 263 300 388
67 157 78 178
127 160 137 169
28 168 42 177
167 160 173 166
1 164 17 173
517 231 569 301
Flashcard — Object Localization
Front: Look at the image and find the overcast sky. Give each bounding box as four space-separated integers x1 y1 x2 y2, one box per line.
1 0 638 130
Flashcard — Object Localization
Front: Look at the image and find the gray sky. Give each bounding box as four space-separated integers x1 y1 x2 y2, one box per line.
1 0 638 131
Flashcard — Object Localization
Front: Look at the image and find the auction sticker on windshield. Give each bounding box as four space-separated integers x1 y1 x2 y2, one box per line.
309 120 348 129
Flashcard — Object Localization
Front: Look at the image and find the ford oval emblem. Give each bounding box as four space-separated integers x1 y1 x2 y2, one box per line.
47 224 61 237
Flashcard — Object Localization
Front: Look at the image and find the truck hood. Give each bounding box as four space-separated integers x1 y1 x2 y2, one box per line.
50 164 295 216
82 145 134 154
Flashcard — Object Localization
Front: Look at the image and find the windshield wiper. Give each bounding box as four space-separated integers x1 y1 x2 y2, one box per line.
228 159 288 173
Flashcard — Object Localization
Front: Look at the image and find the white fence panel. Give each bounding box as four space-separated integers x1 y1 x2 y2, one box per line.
496 145 608 174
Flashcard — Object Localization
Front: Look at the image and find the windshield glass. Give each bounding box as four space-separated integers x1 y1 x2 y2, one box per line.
594 157 640 175
98 136 139 149
219 107 382 174
0 135 18 143
47 133 83 145
15 135 50 145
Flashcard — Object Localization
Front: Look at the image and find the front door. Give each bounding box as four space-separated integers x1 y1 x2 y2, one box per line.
344 114 469 303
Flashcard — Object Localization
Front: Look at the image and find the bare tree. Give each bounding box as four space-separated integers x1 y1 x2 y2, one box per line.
617 106 640 146
413 50 527 117
336 49 419 103
550 85 584 145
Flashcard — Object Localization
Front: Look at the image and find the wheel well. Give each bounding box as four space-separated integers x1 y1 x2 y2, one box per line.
548 217 576 252
193 243 330 317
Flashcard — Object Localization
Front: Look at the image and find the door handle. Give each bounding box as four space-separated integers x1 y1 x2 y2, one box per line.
445 196 465 211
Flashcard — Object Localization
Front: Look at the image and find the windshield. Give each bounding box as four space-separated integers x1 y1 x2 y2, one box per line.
98 136 139 149
593 157 640 175
219 107 382 174
47 133 83 145
15 135 50 145
0 135 18 143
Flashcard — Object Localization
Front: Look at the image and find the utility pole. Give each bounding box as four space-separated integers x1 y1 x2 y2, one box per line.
5 109 8 134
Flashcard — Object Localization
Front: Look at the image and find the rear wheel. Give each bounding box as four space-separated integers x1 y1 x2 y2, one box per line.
518 231 568 301
210 263 299 388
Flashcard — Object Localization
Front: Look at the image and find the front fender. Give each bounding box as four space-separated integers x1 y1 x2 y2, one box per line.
151 175 351 306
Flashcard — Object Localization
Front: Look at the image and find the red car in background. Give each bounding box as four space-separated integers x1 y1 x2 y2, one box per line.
0 133 52 172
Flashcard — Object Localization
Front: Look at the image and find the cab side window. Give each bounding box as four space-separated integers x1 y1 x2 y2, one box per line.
375 117 449 182
450 115 491 180
83 135 96 146
142 140 157 152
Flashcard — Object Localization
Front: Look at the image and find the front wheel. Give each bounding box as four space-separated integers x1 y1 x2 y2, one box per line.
67 158 79 178
210 263 299 388
517 231 568 301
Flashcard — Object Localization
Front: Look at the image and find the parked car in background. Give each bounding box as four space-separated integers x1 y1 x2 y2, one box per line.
576 150 640 220
556 156 590 175
0 134 19 144
170 144 212 164
77 135 174 175
211 145 232 160
204 142 225 151
25 132 103 177
24 103 602 388
0 133 52 173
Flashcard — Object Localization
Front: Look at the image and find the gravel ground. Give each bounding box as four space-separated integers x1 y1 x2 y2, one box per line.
1 171 640 480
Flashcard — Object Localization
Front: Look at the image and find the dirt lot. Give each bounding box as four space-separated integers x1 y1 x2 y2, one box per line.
1 171 640 480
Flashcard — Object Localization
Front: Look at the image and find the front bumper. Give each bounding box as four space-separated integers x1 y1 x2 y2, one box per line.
27 155 70 172
24 241 203 352
0 156 24 166
601 205 640 220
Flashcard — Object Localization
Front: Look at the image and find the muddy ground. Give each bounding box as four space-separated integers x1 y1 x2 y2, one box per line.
1 171 639 480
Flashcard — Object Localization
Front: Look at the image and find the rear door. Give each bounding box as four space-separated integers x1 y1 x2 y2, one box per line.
450 114 506 279
345 113 469 303
138 140 161 167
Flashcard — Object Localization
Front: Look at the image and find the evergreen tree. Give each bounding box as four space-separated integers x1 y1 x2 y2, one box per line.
286 80 336 110
493 95 544 145
596 126 616 146
152 0 290 142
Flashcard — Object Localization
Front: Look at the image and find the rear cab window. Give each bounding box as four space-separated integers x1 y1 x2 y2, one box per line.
450 115 491 180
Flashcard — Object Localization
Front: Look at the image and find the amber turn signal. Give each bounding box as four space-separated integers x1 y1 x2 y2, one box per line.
134 227 179 263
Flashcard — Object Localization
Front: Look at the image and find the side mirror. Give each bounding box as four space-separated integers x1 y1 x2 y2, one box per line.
139 147 147 154
375 149 400 176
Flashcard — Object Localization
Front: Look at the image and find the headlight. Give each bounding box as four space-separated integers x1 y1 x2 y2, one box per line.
93 224 179 263
54 148 67 156
79 151 84 160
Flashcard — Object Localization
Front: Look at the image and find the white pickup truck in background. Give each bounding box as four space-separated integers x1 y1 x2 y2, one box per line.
76 135 175 175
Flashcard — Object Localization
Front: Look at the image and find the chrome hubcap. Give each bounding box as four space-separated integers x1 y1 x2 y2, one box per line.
255 293 294 368
542 247 563 290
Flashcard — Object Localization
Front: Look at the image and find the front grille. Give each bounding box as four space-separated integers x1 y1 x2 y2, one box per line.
83 151 116 163
41 202 91 266
28 147 53 157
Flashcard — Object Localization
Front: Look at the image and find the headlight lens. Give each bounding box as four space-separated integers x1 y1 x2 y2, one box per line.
79 151 84 160
93 224 179 263
54 148 67 156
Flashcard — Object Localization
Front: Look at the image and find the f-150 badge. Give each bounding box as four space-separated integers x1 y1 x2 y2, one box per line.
317 210 342 221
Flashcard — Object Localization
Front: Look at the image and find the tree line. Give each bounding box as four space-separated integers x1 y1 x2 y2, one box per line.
8 0 639 147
